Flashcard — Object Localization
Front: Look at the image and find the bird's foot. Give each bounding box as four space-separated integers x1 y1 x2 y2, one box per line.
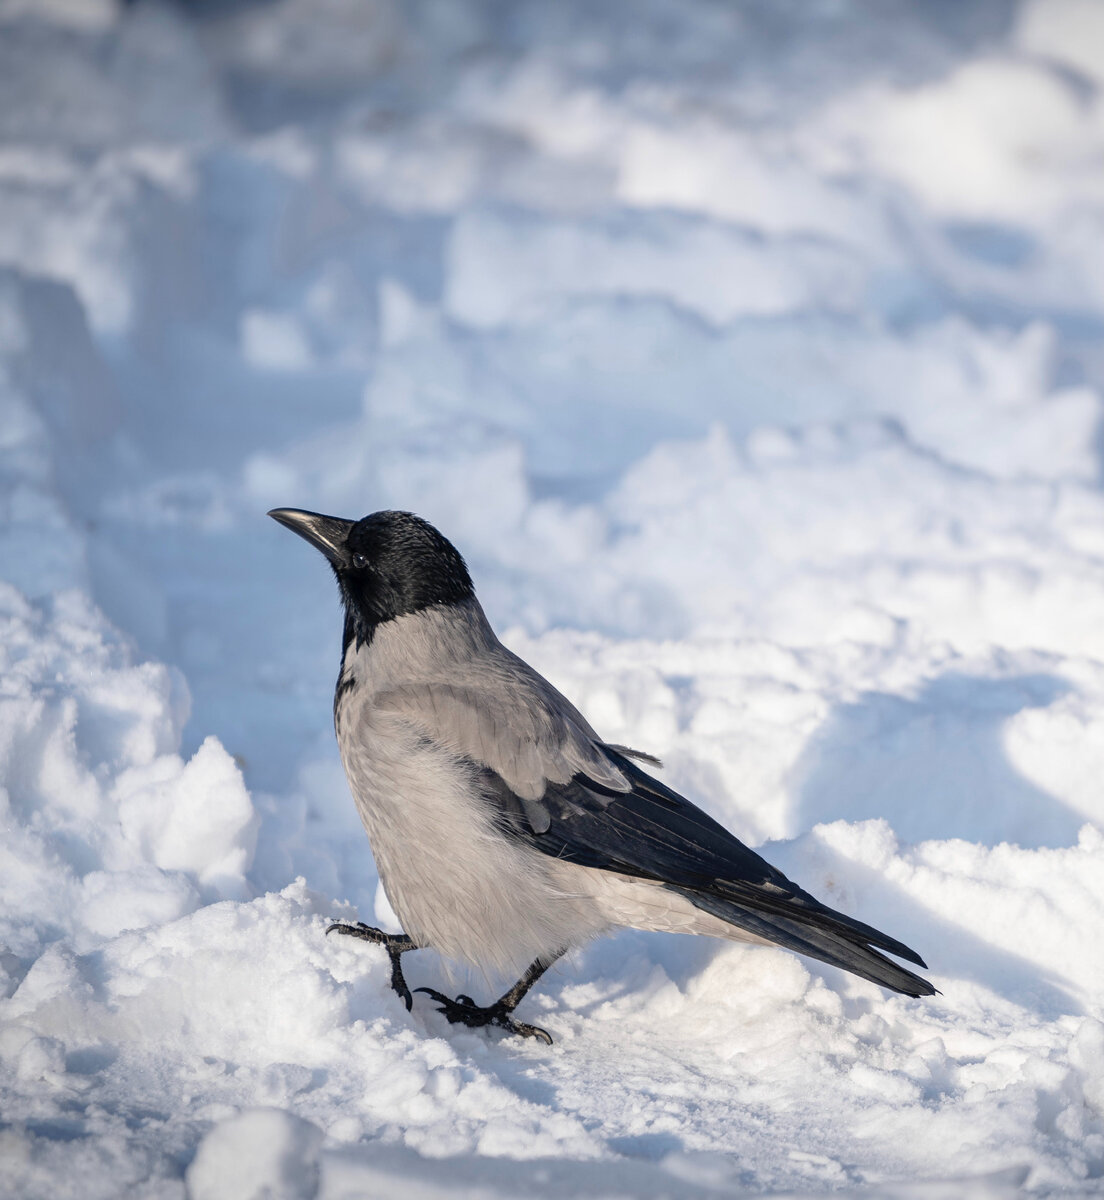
414 987 553 1045
326 922 415 1012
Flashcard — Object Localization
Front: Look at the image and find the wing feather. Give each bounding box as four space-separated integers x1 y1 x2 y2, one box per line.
373 677 630 802
480 748 936 997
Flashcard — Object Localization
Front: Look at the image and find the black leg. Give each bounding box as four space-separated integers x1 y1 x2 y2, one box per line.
326 922 417 1011
415 952 562 1045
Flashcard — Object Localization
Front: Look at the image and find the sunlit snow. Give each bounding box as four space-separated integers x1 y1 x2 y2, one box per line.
2 1 1103 1197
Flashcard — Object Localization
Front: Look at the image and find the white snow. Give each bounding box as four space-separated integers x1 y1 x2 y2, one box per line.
1 1 1103 1197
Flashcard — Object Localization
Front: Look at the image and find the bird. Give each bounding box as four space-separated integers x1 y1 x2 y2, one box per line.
269 507 935 1044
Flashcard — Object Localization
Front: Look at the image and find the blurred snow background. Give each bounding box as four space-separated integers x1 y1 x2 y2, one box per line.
2 0 1104 1196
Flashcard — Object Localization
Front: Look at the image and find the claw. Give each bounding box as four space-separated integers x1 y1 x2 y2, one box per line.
413 987 553 1045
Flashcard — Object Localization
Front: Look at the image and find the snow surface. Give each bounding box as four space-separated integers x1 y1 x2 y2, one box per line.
2 0 1104 1196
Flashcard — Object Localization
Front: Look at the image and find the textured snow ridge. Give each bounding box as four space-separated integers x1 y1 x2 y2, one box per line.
2 0 1104 1196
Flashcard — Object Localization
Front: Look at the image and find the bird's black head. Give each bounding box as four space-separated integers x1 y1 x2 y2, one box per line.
269 508 474 646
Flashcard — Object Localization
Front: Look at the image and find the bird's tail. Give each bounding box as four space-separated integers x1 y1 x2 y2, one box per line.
678 886 937 998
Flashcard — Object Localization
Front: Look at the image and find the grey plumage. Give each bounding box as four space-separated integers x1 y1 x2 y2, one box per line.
270 507 935 1042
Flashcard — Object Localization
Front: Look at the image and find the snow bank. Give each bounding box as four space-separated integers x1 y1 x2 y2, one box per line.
0 582 256 952
2 0 1104 1196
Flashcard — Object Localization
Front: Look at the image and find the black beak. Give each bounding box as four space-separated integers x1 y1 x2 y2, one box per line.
268 508 355 567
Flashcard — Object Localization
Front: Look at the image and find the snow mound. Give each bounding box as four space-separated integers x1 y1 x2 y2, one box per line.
0 584 256 961
2 0 1104 1197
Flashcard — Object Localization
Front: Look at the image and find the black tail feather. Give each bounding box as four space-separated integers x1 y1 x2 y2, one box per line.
681 888 937 998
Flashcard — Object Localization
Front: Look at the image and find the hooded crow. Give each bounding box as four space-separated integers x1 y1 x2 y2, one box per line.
270 507 935 1043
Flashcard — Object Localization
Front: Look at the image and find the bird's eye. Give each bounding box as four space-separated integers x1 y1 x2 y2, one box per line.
351 552 368 569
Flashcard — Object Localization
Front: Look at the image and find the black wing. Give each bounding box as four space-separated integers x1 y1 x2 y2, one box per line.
482 748 935 998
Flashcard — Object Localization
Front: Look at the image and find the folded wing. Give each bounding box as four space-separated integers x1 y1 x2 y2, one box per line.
482 748 936 998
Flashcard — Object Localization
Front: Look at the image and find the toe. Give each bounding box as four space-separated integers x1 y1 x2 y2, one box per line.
326 922 377 940
413 986 453 1007
511 1020 553 1046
